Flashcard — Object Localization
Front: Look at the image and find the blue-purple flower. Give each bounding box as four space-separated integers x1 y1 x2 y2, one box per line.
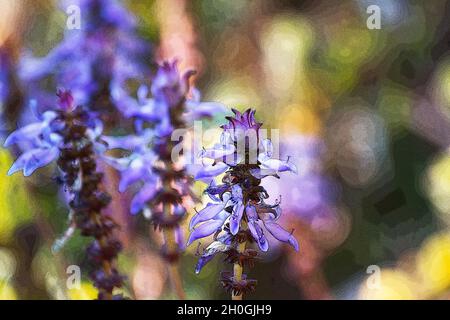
0 50 11 110
111 60 225 137
105 61 225 215
104 61 226 282
4 87 125 299
188 109 299 276
195 109 297 181
0 49 16 137
19 0 149 110
4 90 103 176
103 129 157 215
262 135 336 217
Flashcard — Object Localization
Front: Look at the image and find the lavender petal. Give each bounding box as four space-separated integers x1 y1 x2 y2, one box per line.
229 202 244 235
247 220 269 252
263 220 299 251
130 182 157 215
189 202 226 230
186 219 225 246
195 162 229 180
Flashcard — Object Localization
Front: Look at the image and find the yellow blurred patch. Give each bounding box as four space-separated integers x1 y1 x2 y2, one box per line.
426 154 450 222
359 269 417 300
261 15 314 101
0 149 33 244
0 281 17 300
416 233 450 295
282 105 322 135
67 282 98 300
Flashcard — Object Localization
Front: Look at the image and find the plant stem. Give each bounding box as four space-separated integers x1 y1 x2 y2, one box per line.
232 240 246 300
166 240 186 300
162 202 186 300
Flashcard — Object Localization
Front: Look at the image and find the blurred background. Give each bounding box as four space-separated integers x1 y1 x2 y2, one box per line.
1 0 450 300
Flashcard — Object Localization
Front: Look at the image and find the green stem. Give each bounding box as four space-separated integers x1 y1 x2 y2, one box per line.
232 223 247 300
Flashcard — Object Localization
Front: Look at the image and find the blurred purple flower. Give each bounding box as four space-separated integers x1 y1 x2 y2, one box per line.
19 0 149 110
102 61 226 273
261 135 339 220
0 49 16 137
105 61 225 217
0 50 11 108
105 61 225 262
103 129 157 214
112 60 225 136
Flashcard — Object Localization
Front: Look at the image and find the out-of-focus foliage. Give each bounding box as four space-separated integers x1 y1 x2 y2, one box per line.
1 0 450 299
0 149 32 244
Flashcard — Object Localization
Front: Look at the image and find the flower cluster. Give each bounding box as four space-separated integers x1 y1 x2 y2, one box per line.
4 90 104 176
1 0 304 302
263 135 338 220
4 90 124 299
105 61 225 262
19 0 149 120
188 109 299 299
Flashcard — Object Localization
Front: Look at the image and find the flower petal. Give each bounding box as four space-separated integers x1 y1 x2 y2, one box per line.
186 218 225 246
229 202 244 235
195 253 216 275
189 202 226 230
231 184 243 201
201 143 236 160
263 221 299 251
194 162 229 180
245 204 258 220
258 156 298 175
102 155 132 171
247 219 269 252
261 138 273 158
103 130 153 150
118 166 145 192
244 205 269 251
205 181 230 199
8 151 32 176
23 147 59 177
195 234 232 274
130 183 157 215
4 123 44 147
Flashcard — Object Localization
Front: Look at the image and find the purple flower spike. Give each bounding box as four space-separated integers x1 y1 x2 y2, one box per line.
3 89 124 300
105 61 225 275
4 90 103 176
19 0 150 115
189 109 298 297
